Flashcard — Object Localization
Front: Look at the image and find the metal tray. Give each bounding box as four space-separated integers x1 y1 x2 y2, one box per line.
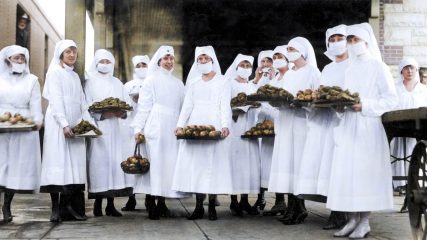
0 124 36 133
312 100 358 108
247 95 293 102
241 134 275 139
89 106 133 113
177 135 222 140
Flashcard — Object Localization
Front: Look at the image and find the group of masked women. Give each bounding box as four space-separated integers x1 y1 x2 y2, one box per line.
1 22 425 239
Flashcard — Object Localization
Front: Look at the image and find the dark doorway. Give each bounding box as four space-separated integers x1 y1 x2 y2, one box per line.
16 5 30 48
182 0 371 80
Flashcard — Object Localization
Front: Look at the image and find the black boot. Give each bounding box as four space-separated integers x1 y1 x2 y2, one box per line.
50 192 61 222
157 197 173 217
239 194 259 215
323 211 346 230
279 194 296 223
122 194 137 211
282 197 308 225
188 194 205 220
229 195 243 216
93 198 103 217
252 188 267 211
64 193 87 221
208 195 217 221
106 197 122 217
2 190 14 223
264 193 286 216
146 195 159 220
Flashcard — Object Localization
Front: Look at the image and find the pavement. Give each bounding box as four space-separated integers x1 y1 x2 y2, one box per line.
0 193 412 240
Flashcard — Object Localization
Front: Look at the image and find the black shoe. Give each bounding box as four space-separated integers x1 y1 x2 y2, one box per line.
93 199 103 217
157 200 173 218
282 211 308 225
105 205 123 217
208 201 217 221
2 205 12 223
239 201 259 215
66 204 87 221
122 196 137 211
252 198 266 211
263 202 286 216
229 201 243 216
188 206 204 220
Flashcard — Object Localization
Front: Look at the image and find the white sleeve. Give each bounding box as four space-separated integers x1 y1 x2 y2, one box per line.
131 79 154 133
46 71 69 128
28 75 43 125
176 84 194 128
361 63 398 117
220 80 232 129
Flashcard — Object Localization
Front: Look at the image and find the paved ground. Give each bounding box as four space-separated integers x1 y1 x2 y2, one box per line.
0 193 412 239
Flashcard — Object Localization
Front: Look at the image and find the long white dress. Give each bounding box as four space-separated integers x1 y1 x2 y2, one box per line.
390 81 427 188
40 65 89 192
172 74 233 194
268 65 320 194
258 76 280 189
230 79 260 194
131 70 189 198
326 54 398 211
0 72 42 192
85 73 134 198
295 60 349 196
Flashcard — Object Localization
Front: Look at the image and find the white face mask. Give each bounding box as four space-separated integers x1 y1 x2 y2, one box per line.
197 61 213 74
237 67 252 79
327 40 347 56
348 41 367 57
10 63 25 73
134 68 147 79
285 51 302 62
272 59 288 69
63 64 74 72
97 63 113 73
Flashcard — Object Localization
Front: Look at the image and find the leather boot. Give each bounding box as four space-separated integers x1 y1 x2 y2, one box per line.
264 193 286 216
208 194 217 221
122 194 137 211
229 195 243 216
157 197 173 217
239 194 259 215
279 194 295 223
106 197 122 217
188 194 205 220
252 188 266 211
50 193 61 222
282 198 308 225
64 193 87 221
2 190 14 223
146 195 159 220
93 198 103 217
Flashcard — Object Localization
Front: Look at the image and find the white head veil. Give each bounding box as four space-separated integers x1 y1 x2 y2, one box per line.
186 46 221 85
399 57 420 83
147 45 174 76
257 50 273 67
0 45 30 74
346 23 382 61
132 55 150 68
324 24 347 61
272 45 287 58
224 53 254 80
47 39 77 75
88 49 115 78
287 37 317 68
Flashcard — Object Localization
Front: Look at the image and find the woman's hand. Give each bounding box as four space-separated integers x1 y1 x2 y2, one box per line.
63 126 74 138
175 127 183 136
221 127 230 138
351 103 362 112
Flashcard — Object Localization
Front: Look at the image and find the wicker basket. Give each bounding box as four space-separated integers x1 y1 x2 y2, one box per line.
121 144 150 174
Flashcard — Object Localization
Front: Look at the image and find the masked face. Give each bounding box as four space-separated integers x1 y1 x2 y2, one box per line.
237 67 252 79
285 51 302 62
328 40 347 56
347 41 368 57
134 68 147 79
272 59 288 69
97 63 113 74
197 61 213 74
10 63 26 73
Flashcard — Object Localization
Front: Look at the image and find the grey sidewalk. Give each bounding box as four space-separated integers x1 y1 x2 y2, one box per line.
0 193 411 239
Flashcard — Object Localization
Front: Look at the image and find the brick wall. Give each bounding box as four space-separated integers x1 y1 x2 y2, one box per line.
381 0 427 79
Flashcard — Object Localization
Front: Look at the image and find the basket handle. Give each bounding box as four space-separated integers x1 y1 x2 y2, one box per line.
134 143 141 156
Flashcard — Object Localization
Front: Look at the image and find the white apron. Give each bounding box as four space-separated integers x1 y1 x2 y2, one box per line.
173 76 233 194
230 80 260 194
0 73 42 191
